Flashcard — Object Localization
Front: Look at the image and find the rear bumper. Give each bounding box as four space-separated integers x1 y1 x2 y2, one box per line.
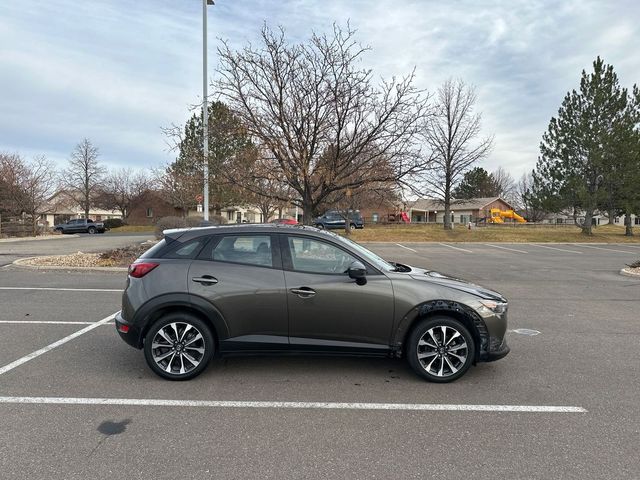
115 311 142 349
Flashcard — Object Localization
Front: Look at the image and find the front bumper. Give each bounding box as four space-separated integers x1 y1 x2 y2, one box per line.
485 336 510 362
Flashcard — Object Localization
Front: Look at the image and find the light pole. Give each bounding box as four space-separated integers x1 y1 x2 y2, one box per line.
202 0 214 220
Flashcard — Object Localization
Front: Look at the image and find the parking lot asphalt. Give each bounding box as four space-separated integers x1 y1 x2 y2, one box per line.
0 241 639 479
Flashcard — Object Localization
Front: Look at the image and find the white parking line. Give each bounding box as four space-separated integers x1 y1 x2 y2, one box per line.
576 245 639 254
438 243 473 253
0 396 587 413
395 243 417 253
0 320 113 325
529 244 583 254
484 244 528 254
0 287 121 292
0 313 116 376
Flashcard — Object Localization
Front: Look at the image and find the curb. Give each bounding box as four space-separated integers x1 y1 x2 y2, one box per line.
620 268 640 278
0 234 80 243
12 257 127 273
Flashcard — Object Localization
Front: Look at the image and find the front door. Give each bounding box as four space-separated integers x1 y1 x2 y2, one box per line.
188 233 288 352
281 234 394 352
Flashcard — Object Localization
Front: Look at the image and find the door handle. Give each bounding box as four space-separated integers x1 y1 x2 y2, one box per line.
192 276 218 286
290 287 316 298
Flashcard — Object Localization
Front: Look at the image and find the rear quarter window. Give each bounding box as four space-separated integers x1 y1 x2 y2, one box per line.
139 240 167 259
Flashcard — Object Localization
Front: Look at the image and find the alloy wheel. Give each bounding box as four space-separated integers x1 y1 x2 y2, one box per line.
150 322 206 375
416 325 468 378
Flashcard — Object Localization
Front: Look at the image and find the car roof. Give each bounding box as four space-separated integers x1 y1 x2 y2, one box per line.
164 223 330 241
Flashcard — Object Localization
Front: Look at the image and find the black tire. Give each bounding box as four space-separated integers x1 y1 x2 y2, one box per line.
87 226 96 234
55 228 64 234
349 223 356 231
316 223 325 230
143 312 215 381
406 316 475 383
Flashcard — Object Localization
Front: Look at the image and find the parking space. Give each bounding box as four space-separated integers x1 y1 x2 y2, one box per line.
0 243 638 478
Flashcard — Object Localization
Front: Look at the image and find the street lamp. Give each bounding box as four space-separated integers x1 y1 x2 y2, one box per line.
202 0 215 220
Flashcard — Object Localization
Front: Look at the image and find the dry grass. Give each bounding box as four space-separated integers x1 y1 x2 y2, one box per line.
107 225 155 233
346 223 640 243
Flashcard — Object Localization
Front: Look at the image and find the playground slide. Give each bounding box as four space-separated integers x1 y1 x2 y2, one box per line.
501 210 526 223
401 212 410 223
488 208 526 223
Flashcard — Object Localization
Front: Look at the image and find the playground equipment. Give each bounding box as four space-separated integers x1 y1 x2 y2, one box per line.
488 208 526 224
400 212 410 223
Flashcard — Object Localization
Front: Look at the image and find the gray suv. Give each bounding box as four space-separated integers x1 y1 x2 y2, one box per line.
115 224 509 382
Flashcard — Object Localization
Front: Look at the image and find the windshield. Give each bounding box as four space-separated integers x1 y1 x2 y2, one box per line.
327 231 397 272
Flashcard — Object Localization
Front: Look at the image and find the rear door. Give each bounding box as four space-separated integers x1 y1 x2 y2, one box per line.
281 234 395 352
188 233 289 352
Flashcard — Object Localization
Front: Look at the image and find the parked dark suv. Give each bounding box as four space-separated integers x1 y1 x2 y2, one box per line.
115 224 509 382
315 210 364 230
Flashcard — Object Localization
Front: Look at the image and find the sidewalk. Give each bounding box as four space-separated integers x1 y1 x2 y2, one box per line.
0 234 79 243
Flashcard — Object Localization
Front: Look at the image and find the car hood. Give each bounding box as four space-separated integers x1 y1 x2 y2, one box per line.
407 266 506 302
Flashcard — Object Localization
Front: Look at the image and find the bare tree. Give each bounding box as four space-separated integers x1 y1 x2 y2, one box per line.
491 167 517 205
99 168 151 219
153 164 199 218
0 153 57 235
515 172 546 222
22 155 57 234
216 24 430 223
0 152 27 216
61 139 105 218
422 79 493 229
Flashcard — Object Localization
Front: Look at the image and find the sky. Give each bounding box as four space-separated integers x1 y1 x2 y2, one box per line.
1 0 639 179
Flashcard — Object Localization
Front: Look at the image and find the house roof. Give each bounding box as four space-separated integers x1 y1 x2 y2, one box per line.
409 197 515 212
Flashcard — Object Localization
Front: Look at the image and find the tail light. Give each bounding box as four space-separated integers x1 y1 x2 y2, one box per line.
128 262 159 278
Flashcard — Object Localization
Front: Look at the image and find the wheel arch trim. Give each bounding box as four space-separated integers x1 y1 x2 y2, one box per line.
131 293 230 348
393 300 489 361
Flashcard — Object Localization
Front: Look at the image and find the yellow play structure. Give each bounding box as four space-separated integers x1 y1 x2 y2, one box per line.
488 208 526 223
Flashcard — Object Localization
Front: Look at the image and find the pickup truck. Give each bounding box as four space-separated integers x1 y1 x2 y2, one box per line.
53 218 106 234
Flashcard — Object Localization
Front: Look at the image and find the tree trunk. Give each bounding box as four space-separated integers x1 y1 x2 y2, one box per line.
582 208 593 235
607 209 616 225
443 192 452 230
624 210 633 236
302 196 315 225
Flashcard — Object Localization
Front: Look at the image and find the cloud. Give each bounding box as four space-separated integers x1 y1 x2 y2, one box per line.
0 0 638 179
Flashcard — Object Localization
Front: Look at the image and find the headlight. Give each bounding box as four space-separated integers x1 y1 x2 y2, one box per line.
476 300 508 317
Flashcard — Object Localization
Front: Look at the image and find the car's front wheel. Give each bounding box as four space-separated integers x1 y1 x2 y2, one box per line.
143 313 214 381
315 223 325 230
87 226 96 234
406 316 475 383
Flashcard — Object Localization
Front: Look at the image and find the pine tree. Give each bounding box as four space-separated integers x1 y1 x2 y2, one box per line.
533 57 629 235
172 101 253 210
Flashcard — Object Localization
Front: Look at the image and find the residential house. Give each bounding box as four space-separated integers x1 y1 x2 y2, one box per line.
127 190 185 225
406 197 517 224
39 192 122 227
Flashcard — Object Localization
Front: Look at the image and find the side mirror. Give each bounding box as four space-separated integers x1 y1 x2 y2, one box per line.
348 261 367 285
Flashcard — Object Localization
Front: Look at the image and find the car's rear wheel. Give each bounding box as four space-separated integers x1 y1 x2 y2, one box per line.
87 226 96 234
407 316 475 383
349 223 356 231
143 313 214 381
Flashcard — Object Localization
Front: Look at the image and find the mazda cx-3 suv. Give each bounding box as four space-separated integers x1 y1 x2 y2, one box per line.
115 224 509 382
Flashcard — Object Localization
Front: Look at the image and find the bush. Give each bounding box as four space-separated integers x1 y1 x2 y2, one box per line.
103 218 126 229
154 215 226 239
